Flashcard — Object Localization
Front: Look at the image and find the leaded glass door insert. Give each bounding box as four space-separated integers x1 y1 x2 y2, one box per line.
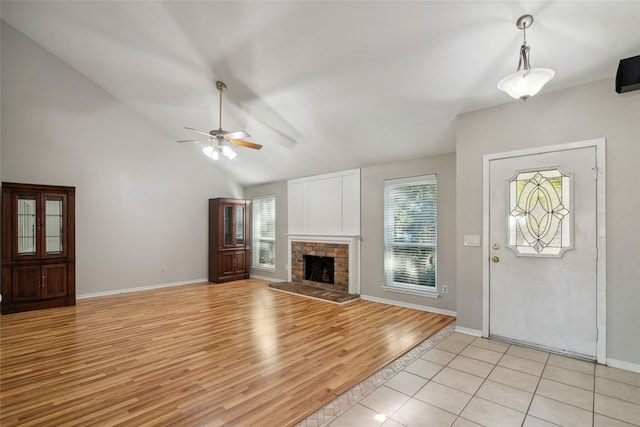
235 206 244 245
507 168 572 257
45 197 64 254
17 196 37 255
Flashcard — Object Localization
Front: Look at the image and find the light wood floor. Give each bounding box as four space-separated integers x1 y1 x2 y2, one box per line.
1 279 455 426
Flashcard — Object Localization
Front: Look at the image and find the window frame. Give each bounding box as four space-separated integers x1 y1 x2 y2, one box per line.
252 195 276 270
383 174 438 295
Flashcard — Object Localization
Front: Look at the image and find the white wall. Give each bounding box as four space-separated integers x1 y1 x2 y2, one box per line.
1 22 243 296
456 78 640 366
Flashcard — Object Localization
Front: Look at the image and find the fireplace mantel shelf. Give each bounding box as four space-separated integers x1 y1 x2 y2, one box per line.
286 234 361 240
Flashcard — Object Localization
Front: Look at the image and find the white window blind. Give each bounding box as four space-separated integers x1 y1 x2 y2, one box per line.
384 175 437 291
252 196 276 269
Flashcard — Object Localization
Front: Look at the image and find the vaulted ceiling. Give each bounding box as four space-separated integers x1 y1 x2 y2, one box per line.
2 1 639 186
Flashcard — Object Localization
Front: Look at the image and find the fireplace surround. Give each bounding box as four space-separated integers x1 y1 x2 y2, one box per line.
287 235 360 295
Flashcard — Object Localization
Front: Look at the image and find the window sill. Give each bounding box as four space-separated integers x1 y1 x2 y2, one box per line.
382 285 440 299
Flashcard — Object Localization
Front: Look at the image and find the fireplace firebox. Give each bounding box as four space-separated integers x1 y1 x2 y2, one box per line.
304 255 335 284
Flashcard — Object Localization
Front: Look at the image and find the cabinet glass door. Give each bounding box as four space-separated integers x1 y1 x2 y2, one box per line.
45 197 64 254
17 196 37 255
235 206 244 245
224 206 233 246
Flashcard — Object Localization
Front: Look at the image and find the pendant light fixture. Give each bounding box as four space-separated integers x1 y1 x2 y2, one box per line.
497 14 555 101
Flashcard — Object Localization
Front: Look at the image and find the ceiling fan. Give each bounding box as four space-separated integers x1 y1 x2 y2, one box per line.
178 81 263 160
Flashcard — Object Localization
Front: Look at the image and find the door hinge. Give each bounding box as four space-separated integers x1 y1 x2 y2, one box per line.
592 167 599 180
595 328 599 341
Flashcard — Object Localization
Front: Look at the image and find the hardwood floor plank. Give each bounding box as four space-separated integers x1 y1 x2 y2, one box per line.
1 279 454 426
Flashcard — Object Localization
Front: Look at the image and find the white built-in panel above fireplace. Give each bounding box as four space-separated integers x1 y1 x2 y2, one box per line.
287 169 360 236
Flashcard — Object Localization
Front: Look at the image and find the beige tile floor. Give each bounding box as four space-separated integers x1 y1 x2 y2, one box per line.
298 324 640 427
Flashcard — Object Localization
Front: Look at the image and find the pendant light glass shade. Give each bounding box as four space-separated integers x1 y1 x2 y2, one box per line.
497 15 554 101
497 68 555 100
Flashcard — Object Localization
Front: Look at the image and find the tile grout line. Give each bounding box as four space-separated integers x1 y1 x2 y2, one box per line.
522 350 551 427
448 338 491 426
592 363 597 427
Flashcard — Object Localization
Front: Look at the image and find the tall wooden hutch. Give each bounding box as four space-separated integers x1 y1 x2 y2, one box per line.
209 198 251 283
2 182 76 314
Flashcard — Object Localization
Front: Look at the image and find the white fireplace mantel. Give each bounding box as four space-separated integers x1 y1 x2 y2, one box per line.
287 234 361 294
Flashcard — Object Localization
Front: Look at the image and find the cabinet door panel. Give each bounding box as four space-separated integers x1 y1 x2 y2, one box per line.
13 265 41 302
44 196 65 256
220 252 236 275
16 195 38 257
223 206 233 246
235 205 245 246
235 251 246 274
43 264 67 299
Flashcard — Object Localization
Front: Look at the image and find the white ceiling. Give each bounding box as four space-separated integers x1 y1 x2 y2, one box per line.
2 1 639 186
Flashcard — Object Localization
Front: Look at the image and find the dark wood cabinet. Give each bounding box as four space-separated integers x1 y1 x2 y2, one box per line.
2 182 76 314
209 198 250 283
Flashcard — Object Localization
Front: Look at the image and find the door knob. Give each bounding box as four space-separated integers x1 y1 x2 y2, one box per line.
492 256 500 263
493 243 500 251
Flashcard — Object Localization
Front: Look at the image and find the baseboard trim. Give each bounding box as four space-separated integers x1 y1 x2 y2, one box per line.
360 294 456 317
77 278 208 299
251 274 286 282
455 326 483 337
607 358 640 374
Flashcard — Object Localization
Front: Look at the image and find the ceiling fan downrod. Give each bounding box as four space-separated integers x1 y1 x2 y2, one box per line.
216 81 227 132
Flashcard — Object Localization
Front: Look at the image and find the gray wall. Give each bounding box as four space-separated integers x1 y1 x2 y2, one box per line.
244 181 288 281
360 153 456 313
1 22 243 296
456 78 640 365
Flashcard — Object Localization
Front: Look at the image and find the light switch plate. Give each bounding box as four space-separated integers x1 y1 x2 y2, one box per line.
464 235 481 247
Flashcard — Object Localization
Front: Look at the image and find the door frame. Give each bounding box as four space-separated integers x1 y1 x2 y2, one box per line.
482 138 606 363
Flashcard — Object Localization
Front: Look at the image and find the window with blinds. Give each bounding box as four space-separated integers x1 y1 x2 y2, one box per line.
384 175 437 291
252 196 276 269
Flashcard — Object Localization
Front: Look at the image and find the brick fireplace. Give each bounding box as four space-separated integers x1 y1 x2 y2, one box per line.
292 241 349 292
287 235 360 295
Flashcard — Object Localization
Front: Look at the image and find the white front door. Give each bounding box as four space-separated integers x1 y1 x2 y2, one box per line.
488 144 600 359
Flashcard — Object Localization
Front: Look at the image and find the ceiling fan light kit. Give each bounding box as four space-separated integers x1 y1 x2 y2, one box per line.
178 80 262 160
497 14 555 101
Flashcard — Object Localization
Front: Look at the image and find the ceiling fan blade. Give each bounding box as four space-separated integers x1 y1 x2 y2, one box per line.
231 139 263 150
184 127 212 137
177 138 210 143
224 130 250 140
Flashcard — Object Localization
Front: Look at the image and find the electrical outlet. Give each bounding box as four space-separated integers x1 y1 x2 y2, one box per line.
442 285 448 294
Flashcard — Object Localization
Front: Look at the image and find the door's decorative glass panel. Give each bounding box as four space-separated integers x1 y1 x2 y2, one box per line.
508 169 572 257
45 198 63 254
17 197 37 255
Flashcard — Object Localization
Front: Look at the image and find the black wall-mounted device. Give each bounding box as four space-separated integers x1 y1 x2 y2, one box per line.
615 55 640 93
